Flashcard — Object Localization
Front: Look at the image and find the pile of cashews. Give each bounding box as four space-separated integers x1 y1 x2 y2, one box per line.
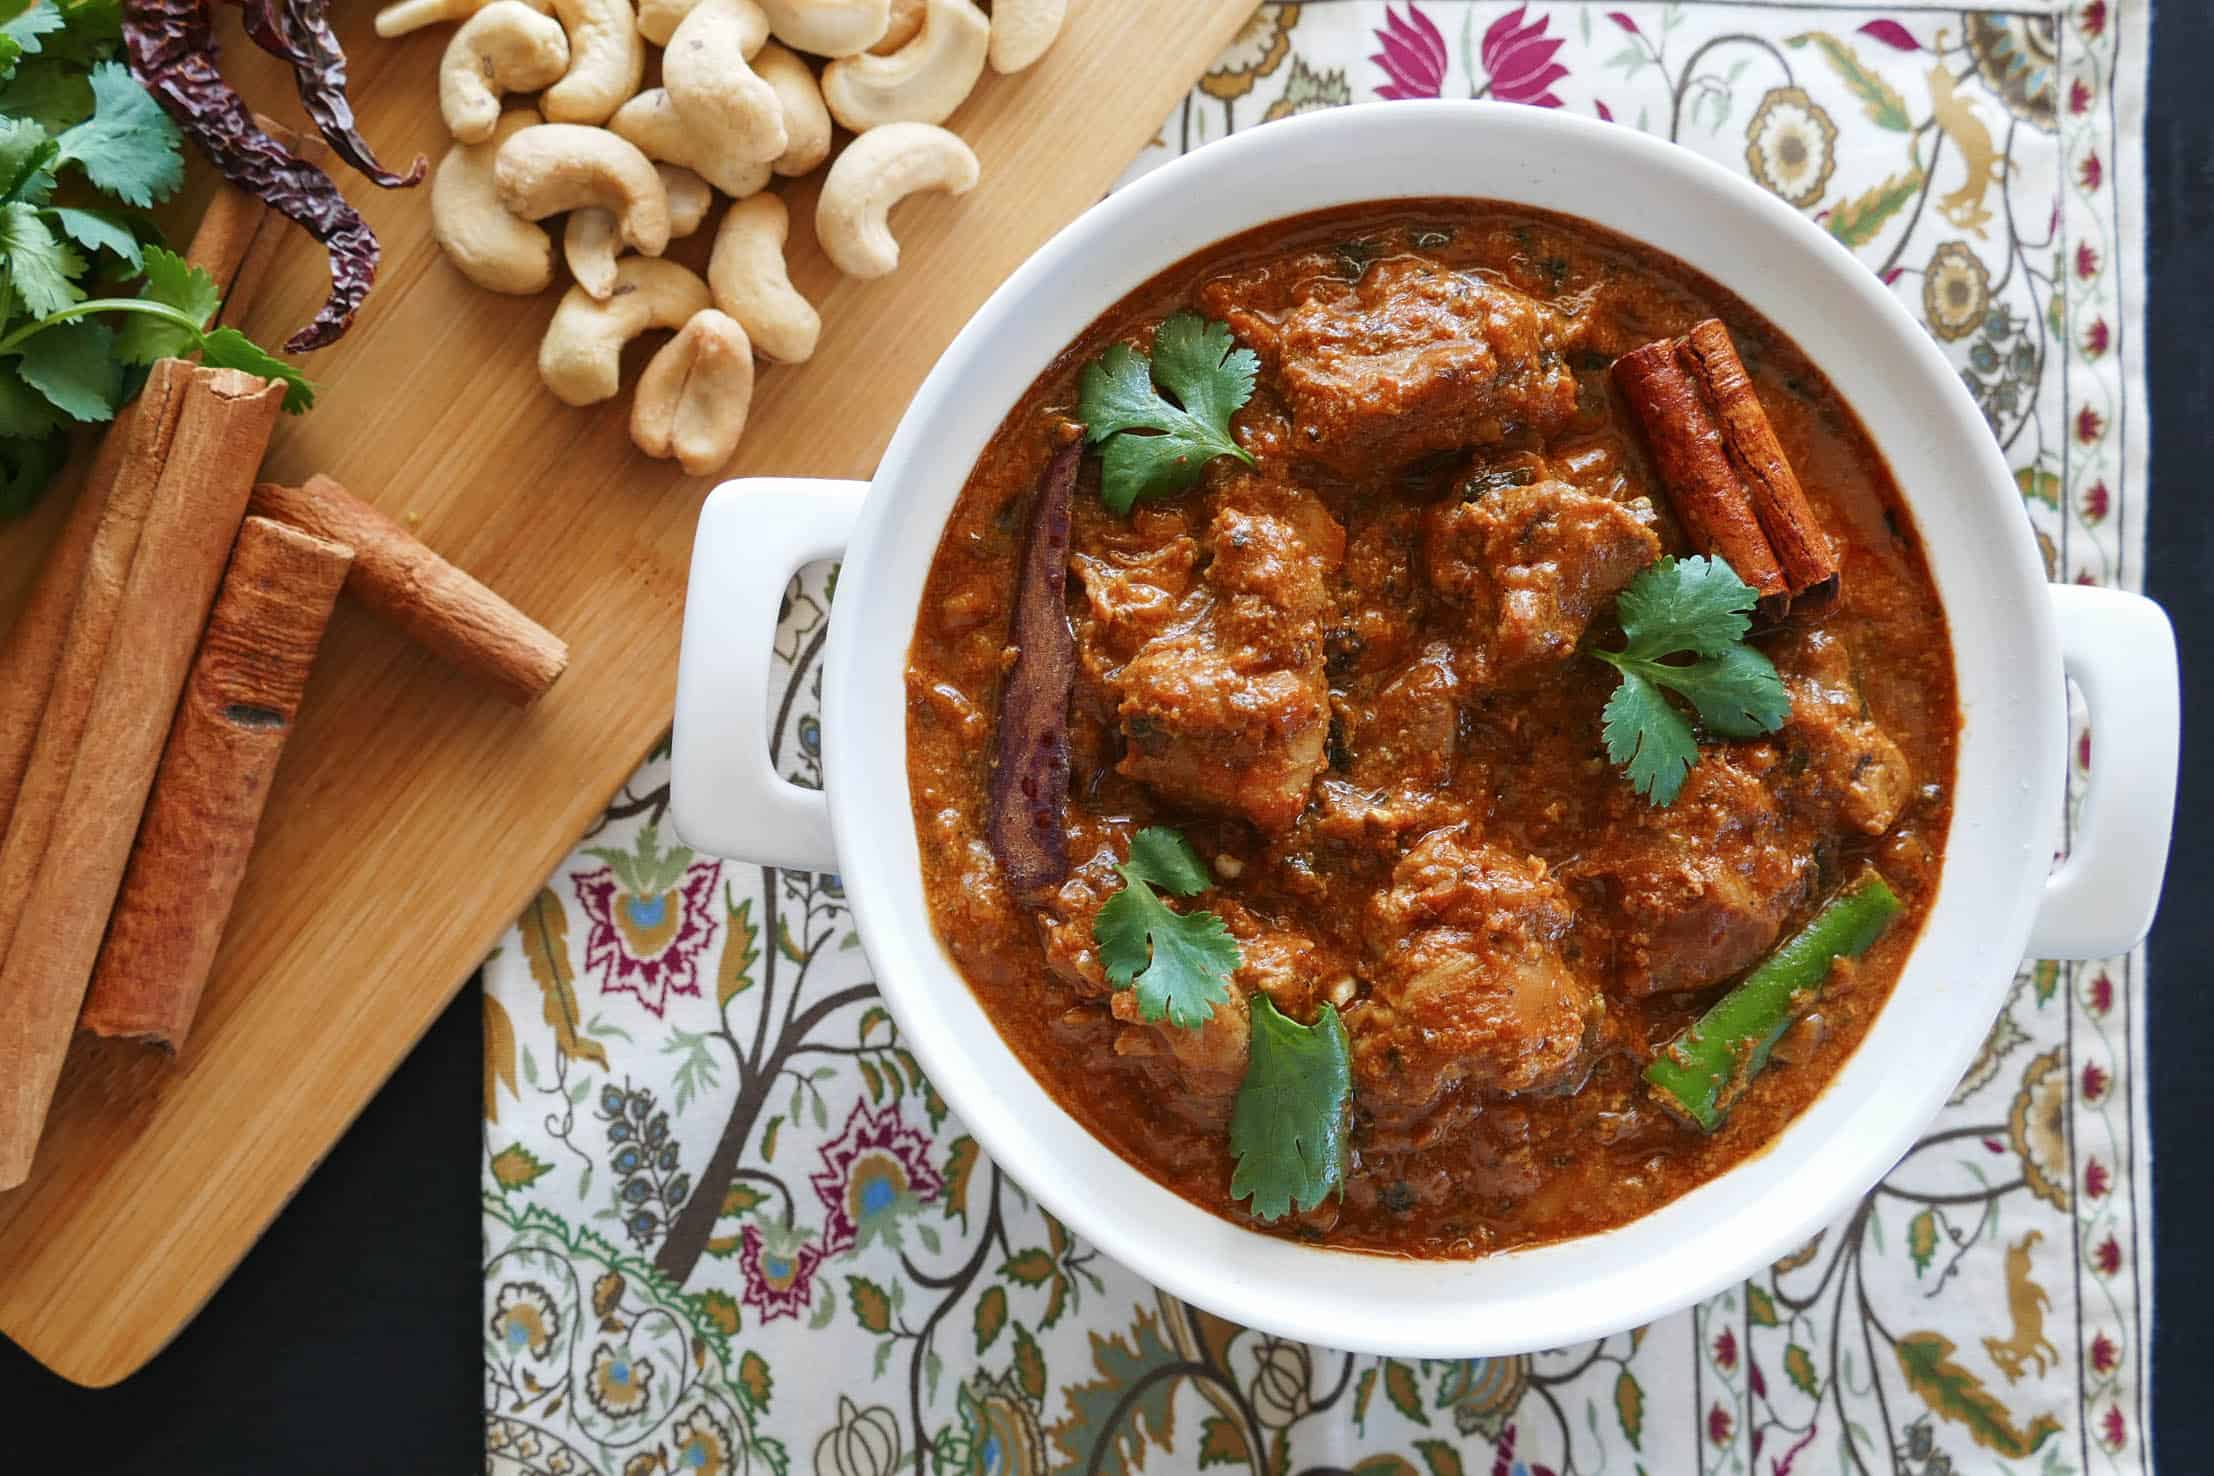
386 0 1064 474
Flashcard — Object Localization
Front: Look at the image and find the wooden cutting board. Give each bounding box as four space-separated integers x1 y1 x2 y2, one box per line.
0 0 1252 1386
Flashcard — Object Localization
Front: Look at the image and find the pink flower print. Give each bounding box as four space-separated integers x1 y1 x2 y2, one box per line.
2080 151 2104 191
1372 4 1447 100
811 1100 944 1255
2079 728 2093 770
2070 78 2094 115
1707 1403 1733 1446
2082 1060 2110 1101
1714 1327 1737 1369
2077 405 2105 444
2093 1235 2123 1275
2089 971 2114 1014
2077 242 2100 279
1605 11 1639 36
738 1222 824 1322
2082 1 2108 40
575 859 722 1017
2082 480 2111 523
2083 317 2110 356
1482 6 1569 108
2090 1331 2121 1374
1856 19 1920 51
2084 1157 2111 1200
2100 1404 2126 1451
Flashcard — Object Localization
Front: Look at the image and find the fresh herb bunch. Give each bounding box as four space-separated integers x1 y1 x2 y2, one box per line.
1093 825 1241 1030
1077 310 1258 516
0 0 310 515
1228 994 1351 1221
1595 554 1792 806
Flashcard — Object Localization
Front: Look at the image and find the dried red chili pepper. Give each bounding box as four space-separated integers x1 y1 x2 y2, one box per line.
271 0 426 189
125 0 384 350
232 0 315 68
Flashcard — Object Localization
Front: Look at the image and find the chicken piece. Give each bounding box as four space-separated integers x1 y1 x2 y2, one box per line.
1347 829 1597 1118
1348 642 1461 791
1576 755 1811 997
1036 847 1123 997
1425 480 1661 679
1774 626 1914 835
1272 258 1581 476
1112 482 1344 830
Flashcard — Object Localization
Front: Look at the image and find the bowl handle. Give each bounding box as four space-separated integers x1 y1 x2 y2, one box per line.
671 477 866 872
2025 584 2180 959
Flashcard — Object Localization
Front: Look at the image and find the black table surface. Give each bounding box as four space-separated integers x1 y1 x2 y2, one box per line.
8 18 2214 1472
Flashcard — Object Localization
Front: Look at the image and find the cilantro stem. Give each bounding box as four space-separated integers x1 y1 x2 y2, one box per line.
0 296 211 355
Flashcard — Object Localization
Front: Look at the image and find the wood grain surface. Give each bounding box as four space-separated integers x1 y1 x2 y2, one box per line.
0 0 1252 1386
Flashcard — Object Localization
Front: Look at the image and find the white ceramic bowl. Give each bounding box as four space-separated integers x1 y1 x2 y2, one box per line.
668 102 2179 1356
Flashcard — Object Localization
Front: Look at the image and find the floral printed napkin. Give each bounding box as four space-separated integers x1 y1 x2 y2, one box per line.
481 4 2151 1473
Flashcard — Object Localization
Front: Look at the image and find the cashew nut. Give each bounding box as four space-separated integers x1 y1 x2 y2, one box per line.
496 123 671 255
539 257 711 405
541 0 645 125
821 0 986 131
987 0 1062 72
867 0 920 53
663 0 787 166
565 165 711 300
635 0 700 43
432 109 555 294
440 2 571 143
814 120 978 278
610 88 774 199
758 0 888 57
709 193 820 362
755 40 832 176
375 0 549 38
631 309 756 474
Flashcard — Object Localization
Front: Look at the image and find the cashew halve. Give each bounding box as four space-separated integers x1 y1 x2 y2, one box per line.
375 0 549 38
631 309 756 475
610 88 775 199
432 109 555 294
496 123 671 255
821 0 986 131
755 41 832 177
635 0 700 43
815 120 978 278
663 0 787 166
540 257 711 405
759 0 888 56
708 194 820 363
541 0 645 124
987 0 1062 72
440 2 571 143
565 165 712 300
867 0 920 53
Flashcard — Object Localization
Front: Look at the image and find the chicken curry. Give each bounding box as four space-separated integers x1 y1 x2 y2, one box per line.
904 201 1957 1257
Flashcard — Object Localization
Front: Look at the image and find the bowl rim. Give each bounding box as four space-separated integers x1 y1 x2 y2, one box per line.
820 99 2063 1355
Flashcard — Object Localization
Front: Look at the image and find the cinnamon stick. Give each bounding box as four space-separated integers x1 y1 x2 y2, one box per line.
1613 319 1839 607
81 518 352 1052
248 475 568 705
0 363 193 887
0 368 286 1189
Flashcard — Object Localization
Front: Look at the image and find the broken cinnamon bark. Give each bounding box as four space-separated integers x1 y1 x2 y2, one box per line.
985 442 1080 898
1613 319 1839 610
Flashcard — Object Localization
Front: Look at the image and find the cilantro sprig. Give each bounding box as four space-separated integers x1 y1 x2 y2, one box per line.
1594 554 1792 806
1093 826 1241 1030
0 1 312 515
1076 311 1258 516
1228 995 1352 1222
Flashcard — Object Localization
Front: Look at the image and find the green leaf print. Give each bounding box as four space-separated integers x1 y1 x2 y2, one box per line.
489 1142 553 1190
1383 1359 1428 1426
1785 1343 1821 1396
848 1275 893 1333
975 1285 1008 1352
1791 32 1912 130
1827 168 1926 246
1894 1331 2063 1456
1616 1368 1645 1448
1908 1208 1940 1274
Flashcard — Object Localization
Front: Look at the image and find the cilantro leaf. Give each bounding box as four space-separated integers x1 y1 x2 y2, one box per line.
1093 825 1240 1029
55 60 182 207
48 204 136 265
1613 553 1758 660
15 315 118 420
112 243 217 361
0 58 93 129
0 359 61 437
199 327 316 413
1594 554 1790 805
1 2 67 55
1601 669 1700 806
0 116 56 203
1076 311 1259 516
0 198 80 316
1228 996 1351 1222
